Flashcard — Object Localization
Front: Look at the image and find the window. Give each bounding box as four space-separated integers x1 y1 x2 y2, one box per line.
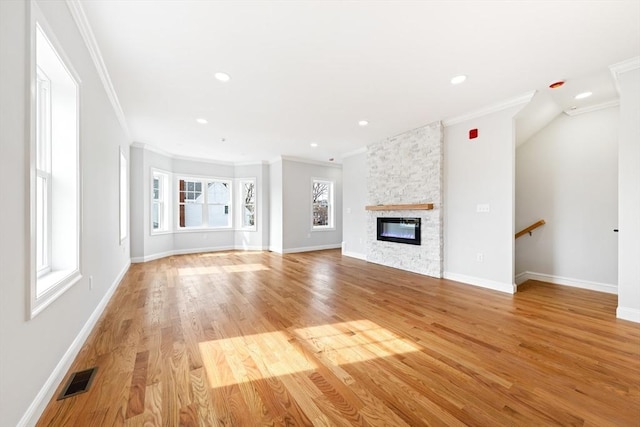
312 179 334 229
178 177 232 229
119 150 127 242
152 171 169 232
31 21 81 317
239 179 256 229
36 66 51 275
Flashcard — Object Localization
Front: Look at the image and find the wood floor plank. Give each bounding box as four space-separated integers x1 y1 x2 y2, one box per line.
36 250 640 426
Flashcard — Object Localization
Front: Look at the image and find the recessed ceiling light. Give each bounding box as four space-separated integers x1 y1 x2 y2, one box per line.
310 143 318 148
575 91 592 100
450 75 467 85
214 72 231 82
358 120 369 127
196 118 208 124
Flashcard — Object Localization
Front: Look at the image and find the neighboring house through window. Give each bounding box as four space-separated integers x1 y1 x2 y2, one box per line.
178 177 232 228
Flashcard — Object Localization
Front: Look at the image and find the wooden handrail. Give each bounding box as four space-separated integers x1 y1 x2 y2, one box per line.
515 220 546 239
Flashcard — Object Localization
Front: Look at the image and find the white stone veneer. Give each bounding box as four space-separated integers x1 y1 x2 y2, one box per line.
366 121 443 277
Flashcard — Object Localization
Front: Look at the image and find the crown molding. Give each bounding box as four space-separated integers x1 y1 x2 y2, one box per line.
269 155 341 168
564 99 619 117
66 0 132 142
280 155 342 168
130 142 173 158
132 142 266 167
442 91 536 126
234 160 269 167
609 56 640 95
340 146 367 159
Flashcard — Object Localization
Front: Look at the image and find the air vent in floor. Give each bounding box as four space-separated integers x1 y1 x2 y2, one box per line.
57 367 97 400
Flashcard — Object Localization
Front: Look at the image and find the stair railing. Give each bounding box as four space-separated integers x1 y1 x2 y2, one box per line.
515 220 546 239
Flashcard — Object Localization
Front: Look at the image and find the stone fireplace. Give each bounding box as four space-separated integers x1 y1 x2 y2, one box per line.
366 122 443 277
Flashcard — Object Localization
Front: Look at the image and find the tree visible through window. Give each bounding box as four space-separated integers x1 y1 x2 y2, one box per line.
241 180 256 228
312 180 333 228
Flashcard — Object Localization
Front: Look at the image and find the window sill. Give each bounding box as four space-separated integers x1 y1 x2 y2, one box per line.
150 230 172 236
32 269 82 318
312 227 336 232
175 227 234 233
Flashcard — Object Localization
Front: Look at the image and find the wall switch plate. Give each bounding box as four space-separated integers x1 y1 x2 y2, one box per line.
476 204 490 213
476 253 484 262
89 275 93 289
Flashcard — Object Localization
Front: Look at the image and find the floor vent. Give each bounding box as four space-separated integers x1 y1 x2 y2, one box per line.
57 367 97 400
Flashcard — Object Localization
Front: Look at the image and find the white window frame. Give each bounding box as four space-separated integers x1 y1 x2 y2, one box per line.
151 169 170 234
119 149 128 243
176 175 233 230
30 9 82 318
311 178 335 230
238 178 257 230
36 66 52 277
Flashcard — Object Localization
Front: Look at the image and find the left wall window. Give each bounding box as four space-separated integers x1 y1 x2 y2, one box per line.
31 21 81 317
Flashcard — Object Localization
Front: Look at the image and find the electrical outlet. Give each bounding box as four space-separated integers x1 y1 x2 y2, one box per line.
476 253 484 263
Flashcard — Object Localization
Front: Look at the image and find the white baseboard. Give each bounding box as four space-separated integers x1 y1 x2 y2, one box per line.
131 245 270 263
342 250 367 261
516 271 617 294
444 271 516 294
269 245 283 254
234 244 269 251
282 244 342 254
172 246 235 256
616 306 640 323
19 260 131 427
282 243 342 254
131 249 174 263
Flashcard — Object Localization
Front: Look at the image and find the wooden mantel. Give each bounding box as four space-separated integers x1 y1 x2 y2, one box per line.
365 203 434 211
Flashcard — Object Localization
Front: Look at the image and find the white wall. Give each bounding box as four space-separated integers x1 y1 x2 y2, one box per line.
282 159 343 252
342 151 368 259
269 159 283 252
444 106 522 293
515 108 619 292
615 64 640 322
0 1 131 425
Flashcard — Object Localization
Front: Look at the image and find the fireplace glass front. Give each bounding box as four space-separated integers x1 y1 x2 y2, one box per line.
376 217 421 245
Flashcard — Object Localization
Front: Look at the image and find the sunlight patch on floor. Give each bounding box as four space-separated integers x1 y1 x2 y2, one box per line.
198 251 263 258
199 320 422 389
222 264 270 273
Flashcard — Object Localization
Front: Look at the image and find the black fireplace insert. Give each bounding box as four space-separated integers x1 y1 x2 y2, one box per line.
376 217 421 245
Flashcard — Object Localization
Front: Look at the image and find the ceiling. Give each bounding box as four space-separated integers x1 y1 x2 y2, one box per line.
79 0 640 164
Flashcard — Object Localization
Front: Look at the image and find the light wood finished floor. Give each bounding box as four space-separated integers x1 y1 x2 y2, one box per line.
38 250 640 426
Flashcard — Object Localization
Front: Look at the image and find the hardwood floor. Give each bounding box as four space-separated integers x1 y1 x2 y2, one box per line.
37 250 640 426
